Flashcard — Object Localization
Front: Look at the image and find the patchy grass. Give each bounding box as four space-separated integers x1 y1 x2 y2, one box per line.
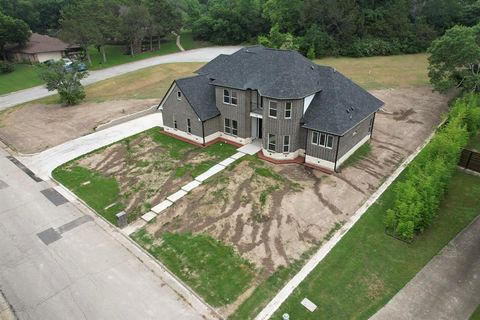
52 166 124 224
341 142 372 168
131 230 256 307
53 128 237 223
467 131 480 151
20 62 202 106
0 64 43 95
87 40 179 70
180 31 211 50
316 53 429 90
175 142 237 178
273 169 480 319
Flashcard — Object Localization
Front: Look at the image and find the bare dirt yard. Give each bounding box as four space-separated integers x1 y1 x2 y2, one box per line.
0 99 157 153
140 86 452 316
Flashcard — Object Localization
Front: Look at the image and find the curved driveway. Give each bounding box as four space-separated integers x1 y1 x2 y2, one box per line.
0 46 241 111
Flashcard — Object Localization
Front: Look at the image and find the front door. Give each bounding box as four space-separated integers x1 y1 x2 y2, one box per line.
258 118 263 139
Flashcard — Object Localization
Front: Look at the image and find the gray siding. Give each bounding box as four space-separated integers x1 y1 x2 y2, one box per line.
162 83 203 137
305 130 339 162
204 116 220 137
262 97 304 153
215 86 251 138
337 113 374 159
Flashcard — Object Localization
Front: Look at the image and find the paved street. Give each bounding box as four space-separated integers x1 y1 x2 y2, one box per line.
0 46 241 111
371 216 480 320
18 113 163 180
0 146 214 320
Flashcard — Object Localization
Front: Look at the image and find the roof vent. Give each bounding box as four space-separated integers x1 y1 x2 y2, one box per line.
349 114 353 120
310 65 314 70
333 68 337 73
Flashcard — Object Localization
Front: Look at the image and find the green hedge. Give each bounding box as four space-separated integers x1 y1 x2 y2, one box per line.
384 94 480 240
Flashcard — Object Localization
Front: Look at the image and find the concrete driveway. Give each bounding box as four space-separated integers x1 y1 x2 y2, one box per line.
0 46 241 111
371 215 480 320
18 113 163 180
0 147 214 320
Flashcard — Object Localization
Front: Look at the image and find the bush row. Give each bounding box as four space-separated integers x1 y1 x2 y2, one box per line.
0 60 14 74
384 94 480 240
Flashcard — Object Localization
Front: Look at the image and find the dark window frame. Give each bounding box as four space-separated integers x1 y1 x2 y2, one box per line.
187 118 192 133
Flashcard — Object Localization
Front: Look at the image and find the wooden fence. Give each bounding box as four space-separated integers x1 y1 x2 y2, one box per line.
459 149 480 173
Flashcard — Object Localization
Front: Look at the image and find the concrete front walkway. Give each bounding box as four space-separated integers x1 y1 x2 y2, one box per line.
18 113 163 180
371 216 480 320
0 46 241 111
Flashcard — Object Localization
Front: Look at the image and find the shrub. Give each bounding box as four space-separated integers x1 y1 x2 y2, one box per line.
384 94 479 240
0 61 14 73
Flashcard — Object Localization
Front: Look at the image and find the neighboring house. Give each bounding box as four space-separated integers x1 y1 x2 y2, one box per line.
159 46 384 172
7 33 81 63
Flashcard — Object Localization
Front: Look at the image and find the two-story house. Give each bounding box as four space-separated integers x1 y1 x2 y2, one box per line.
159 46 384 172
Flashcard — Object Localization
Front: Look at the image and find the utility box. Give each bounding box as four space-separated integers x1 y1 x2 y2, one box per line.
116 211 128 228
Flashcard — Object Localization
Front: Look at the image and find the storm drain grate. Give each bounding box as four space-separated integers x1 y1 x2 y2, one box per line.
40 188 69 206
6 156 42 182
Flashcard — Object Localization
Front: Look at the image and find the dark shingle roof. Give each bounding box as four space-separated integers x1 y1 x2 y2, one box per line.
197 46 324 99
175 75 219 121
172 46 383 134
302 66 384 135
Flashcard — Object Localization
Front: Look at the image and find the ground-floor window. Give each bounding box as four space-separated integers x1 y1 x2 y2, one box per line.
173 115 178 129
268 134 276 152
312 131 333 149
187 118 192 133
224 118 238 136
283 135 290 153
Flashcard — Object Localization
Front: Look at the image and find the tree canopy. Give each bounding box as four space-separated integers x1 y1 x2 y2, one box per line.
428 23 480 92
0 11 31 60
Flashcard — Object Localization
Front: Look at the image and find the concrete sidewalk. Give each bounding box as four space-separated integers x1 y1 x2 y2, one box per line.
18 113 163 180
0 46 241 111
371 216 480 320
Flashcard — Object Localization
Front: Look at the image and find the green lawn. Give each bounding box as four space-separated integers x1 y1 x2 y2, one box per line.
467 131 480 151
0 39 179 95
0 64 43 95
270 169 480 319
132 230 256 307
180 31 211 50
316 53 430 90
52 165 124 224
87 40 179 70
471 305 480 320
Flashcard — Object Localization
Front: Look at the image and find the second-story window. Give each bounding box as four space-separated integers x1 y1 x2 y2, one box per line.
223 89 230 104
223 89 237 105
269 101 277 118
285 102 292 119
231 91 238 105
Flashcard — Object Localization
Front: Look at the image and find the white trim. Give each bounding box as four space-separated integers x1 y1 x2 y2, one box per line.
303 93 315 114
218 132 251 145
158 83 176 110
250 112 263 119
269 101 278 118
285 102 292 119
204 131 221 143
164 126 203 143
305 155 335 170
262 148 304 161
337 134 370 167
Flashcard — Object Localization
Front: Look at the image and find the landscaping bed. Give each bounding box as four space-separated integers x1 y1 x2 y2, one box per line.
53 128 237 224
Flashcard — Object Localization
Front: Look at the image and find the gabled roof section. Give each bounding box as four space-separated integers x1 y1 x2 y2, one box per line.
8 33 74 54
197 46 323 99
175 75 219 121
302 66 384 136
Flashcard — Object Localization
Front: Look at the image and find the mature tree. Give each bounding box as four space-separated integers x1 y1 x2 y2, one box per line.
0 12 31 60
263 0 303 34
145 0 182 49
0 0 39 32
427 23 480 92
60 0 119 64
119 5 151 56
39 61 89 105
